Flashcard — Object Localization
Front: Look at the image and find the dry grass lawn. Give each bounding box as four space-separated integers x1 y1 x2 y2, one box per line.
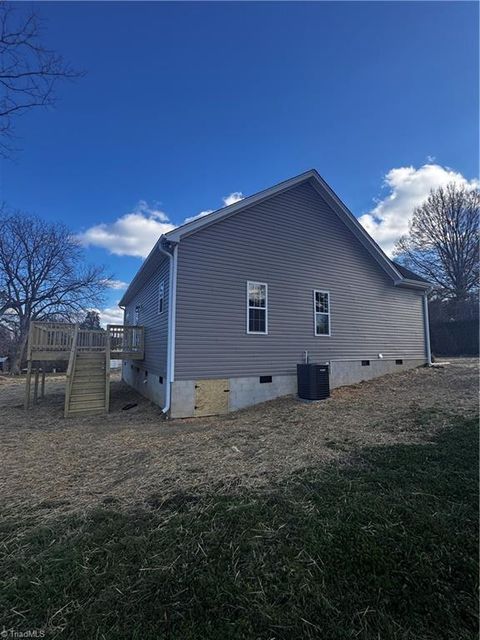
0 360 478 639
0 359 477 515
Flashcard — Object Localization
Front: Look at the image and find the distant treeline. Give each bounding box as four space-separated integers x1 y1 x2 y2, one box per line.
430 319 479 357
429 296 479 357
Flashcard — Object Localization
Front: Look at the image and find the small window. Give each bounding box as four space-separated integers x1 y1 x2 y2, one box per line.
159 376 163 384
134 305 140 326
395 359 403 365
158 281 165 314
247 281 268 334
314 290 331 336
361 360 370 366
260 375 272 384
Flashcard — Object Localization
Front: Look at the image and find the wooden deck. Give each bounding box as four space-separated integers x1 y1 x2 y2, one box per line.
25 322 144 416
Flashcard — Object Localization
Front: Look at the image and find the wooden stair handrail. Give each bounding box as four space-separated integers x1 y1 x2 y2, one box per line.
64 324 80 417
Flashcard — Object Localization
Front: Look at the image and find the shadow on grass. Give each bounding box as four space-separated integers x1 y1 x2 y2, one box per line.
1 415 478 640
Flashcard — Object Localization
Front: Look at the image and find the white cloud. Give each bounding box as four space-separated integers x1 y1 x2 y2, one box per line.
359 163 479 256
223 192 244 206
134 200 170 222
183 209 214 224
102 278 128 290
80 191 246 258
96 305 124 327
78 201 176 258
181 191 245 225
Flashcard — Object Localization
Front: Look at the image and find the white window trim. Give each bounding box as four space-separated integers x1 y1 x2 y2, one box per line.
246 281 268 335
158 280 165 314
134 305 140 326
313 289 331 337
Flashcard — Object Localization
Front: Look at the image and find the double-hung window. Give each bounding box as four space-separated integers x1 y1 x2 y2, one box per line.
247 281 268 334
158 281 165 314
314 290 331 336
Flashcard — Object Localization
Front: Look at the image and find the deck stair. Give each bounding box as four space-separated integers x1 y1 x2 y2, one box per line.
24 321 144 416
65 351 109 416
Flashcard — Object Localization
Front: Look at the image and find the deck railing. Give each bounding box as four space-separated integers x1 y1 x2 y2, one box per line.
108 325 144 357
77 330 107 351
28 321 144 360
28 322 76 358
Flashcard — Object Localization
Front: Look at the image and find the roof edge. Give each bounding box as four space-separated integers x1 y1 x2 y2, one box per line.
165 169 319 242
119 169 430 307
118 237 171 307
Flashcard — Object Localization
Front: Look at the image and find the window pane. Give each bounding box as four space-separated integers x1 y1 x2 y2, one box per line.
158 284 164 313
316 312 329 335
315 291 329 313
248 282 266 308
249 308 266 333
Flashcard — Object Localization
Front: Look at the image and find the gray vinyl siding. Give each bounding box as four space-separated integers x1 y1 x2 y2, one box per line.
124 256 169 376
174 182 426 380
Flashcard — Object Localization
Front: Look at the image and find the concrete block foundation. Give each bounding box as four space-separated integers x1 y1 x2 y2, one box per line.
166 357 426 419
170 380 196 418
122 362 167 407
329 358 426 389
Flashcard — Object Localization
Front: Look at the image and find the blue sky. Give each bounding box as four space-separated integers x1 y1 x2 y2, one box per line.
2 1 478 322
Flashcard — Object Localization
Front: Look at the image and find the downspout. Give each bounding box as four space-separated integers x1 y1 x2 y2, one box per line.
157 240 178 414
423 292 432 365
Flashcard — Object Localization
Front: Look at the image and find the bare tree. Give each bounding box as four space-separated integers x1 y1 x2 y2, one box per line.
0 1 82 156
0 208 110 373
394 183 479 302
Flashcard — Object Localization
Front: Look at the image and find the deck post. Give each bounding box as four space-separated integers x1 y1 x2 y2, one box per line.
24 361 32 409
33 369 39 403
41 369 46 398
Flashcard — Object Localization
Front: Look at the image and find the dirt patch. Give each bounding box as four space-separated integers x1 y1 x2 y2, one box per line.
0 360 477 517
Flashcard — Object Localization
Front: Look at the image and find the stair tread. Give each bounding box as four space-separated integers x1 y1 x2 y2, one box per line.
70 392 105 399
67 408 106 415
75 363 105 367
77 353 105 357
71 383 104 388
74 371 105 375
71 382 105 388
73 373 105 378
69 401 106 409
75 362 105 366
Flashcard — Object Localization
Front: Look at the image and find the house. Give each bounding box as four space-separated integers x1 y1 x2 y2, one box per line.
119 170 431 418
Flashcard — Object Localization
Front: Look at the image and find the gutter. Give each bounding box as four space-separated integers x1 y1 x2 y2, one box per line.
394 278 430 291
157 238 178 414
423 292 432 365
